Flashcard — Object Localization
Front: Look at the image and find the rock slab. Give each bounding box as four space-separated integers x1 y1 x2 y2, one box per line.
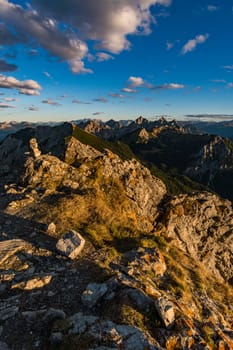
56 230 85 259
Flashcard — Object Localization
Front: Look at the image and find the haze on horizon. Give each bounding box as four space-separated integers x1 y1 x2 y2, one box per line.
0 0 233 122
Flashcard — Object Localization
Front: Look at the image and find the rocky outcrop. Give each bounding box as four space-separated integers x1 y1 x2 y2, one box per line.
185 136 233 186
17 136 166 232
158 191 233 282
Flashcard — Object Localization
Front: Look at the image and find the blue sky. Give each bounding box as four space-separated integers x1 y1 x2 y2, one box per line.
0 0 233 121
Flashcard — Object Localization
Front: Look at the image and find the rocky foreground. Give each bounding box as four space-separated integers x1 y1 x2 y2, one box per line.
0 123 232 349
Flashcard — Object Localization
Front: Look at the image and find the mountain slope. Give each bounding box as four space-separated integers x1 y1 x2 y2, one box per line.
0 123 232 349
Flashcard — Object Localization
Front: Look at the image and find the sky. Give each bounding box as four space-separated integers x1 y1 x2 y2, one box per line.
0 0 233 122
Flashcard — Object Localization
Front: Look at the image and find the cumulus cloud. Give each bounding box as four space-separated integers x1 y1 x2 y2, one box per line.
0 74 42 95
32 0 171 53
127 76 145 87
0 0 90 73
0 59 17 72
181 34 209 54
227 83 233 88
0 0 171 73
121 87 137 93
42 99 61 106
96 52 114 62
93 97 108 103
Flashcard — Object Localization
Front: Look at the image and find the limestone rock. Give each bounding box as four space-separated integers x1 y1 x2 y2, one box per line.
159 192 233 282
154 296 175 328
12 275 52 290
56 230 85 259
81 282 108 308
47 222 56 234
29 138 41 158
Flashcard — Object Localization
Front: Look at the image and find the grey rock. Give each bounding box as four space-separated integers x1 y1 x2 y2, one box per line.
81 282 108 308
154 297 175 328
68 312 98 334
56 230 85 259
126 289 154 313
0 306 19 321
0 342 10 350
43 308 66 323
49 332 63 345
159 192 233 282
22 310 47 322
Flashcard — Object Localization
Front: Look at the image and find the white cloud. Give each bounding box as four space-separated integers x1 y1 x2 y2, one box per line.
19 88 40 95
207 5 218 12
223 65 233 70
32 0 171 53
0 74 42 95
0 0 172 73
96 52 114 62
227 83 233 88
154 83 185 89
166 41 174 50
0 0 90 73
121 87 137 93
128 76 144 87
0 102 14 108
3 97 16 101
28 105 39 111
93 97 108 103
181 34 209 54
44 71 51 78
109 93 124 98
72 99 91 104
42 99 61 106
211 79 226 83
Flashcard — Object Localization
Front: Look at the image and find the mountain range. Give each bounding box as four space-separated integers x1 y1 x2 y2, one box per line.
0 118 232 349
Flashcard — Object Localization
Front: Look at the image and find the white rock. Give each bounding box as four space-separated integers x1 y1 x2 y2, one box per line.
56 230 85 259
154 296 175 328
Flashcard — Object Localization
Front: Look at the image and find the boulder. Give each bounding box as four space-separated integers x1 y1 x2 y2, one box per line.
154 296 175 328
81 282 108 308
56 230 85 259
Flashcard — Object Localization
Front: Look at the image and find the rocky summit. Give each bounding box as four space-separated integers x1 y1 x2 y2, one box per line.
0 122 232 349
